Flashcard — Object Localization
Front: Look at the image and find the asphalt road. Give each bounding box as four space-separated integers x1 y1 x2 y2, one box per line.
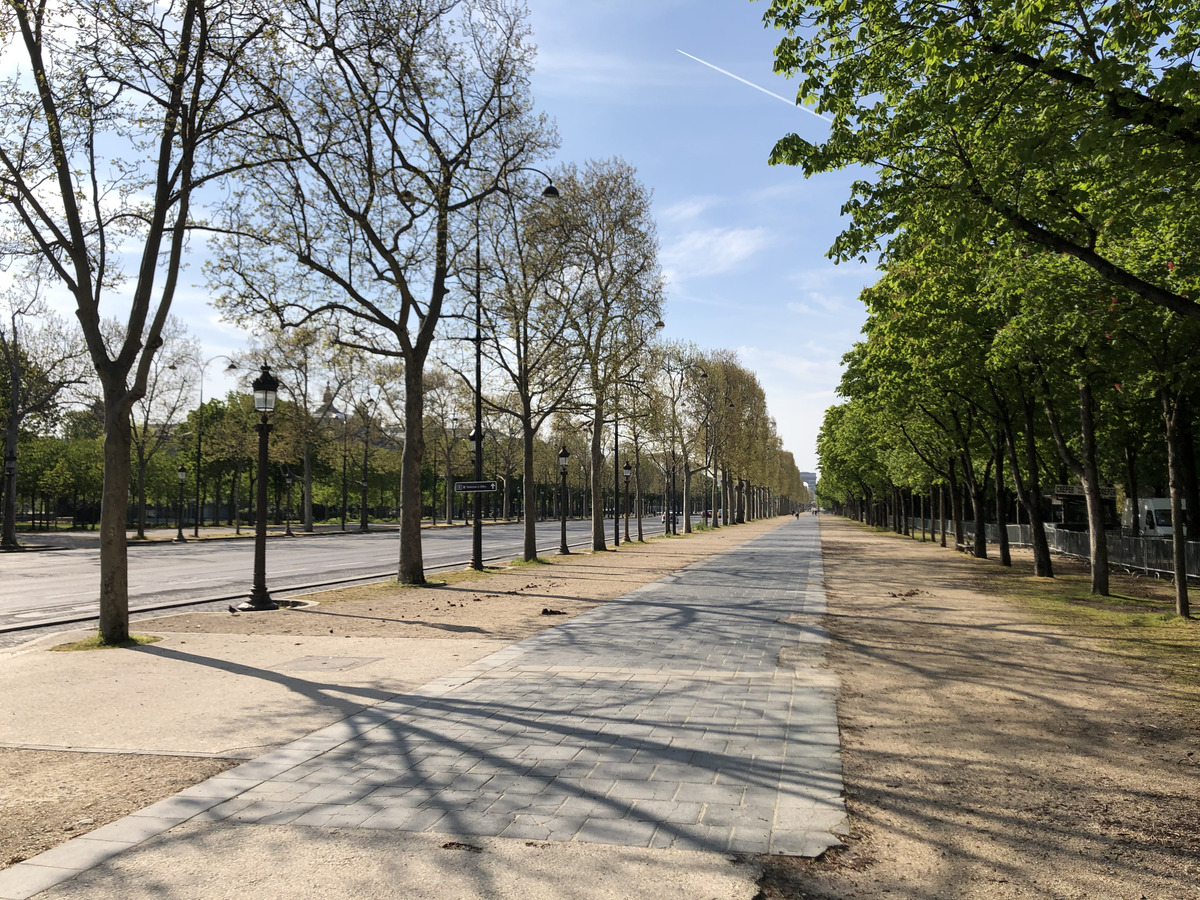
0 518 670 635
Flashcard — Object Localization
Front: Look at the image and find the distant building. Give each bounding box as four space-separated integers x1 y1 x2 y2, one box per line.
799 472 817 494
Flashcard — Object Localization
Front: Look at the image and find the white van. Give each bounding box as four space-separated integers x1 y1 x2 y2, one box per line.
1122 498 1187 537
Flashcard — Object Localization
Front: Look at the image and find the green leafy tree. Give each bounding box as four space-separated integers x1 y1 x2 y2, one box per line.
763 0 1200 320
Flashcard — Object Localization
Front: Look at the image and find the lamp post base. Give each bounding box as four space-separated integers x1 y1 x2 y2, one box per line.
237 590 278 612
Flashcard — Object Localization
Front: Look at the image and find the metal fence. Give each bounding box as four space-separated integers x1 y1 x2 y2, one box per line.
907 516 1200 578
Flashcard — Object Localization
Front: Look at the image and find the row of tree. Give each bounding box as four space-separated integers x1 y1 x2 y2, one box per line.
2 312 808 543
0 0 809 643
765 1 1200 616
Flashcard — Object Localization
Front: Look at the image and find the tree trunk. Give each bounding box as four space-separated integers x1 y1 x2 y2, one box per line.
994 435 1011 567
1 406 19 549
233 460 242 534
1078 381 1110 596
949 459 964 550
1124 443 1140 538
939 483 946 547
213 468 223 532
1179 409 1200 538
445 449 454 524
135 445 148 540
590 408 606 551
683 465 693 534
970 481 988 559
398 367 427 584
303 442 314 532
521 420 537 561
1012 395 1053 577
98 395 133 644
1163 388 1190 618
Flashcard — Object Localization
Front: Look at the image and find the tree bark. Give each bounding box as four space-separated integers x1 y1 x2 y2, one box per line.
98 396 133 644
1012 394 1053 577
1179 409 1200 537
1124 443 1140 538
994 435 1011 567
398 366 426 584
1078 381 1110 596
1163 388 1190 618
521 418 537 561
948 459 964 550
303 442 314 532
590 406 606 551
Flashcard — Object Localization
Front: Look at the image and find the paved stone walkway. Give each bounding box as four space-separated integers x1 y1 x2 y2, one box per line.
0 519 845 899
188 518 845 856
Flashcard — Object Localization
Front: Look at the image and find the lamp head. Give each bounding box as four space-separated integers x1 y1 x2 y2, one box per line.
253 365 279 413
177 464 187 481
557 445 570 470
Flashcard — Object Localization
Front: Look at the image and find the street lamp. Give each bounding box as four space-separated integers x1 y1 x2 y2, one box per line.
469 168 559 570
174 465 187 543
240 365 279 611
623 460 631 543
1 453 15 551
713 466 721 530
326 402 349 531
170 356 238 537
468 425 483 569
359 398 375 534
283 466 295 537
558 445 570 555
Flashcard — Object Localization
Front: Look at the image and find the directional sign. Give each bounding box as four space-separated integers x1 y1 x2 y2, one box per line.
454 481 498 493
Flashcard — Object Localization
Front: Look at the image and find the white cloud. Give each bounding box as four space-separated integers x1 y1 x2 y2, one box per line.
661 226 771 282
737 344 848 471
659 196 720 224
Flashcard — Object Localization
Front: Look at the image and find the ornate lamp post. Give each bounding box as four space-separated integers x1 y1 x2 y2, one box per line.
469 169 558 570
174 464 187 543
558 445 570 555
240 365 279 611
713 468 721 530
469 426 482 569
623 460 631 543
1 454 16 551
359 398 375 534
283 466 295 537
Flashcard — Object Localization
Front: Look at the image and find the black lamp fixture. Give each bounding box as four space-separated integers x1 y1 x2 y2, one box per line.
283 466 295 537
241 365 279 611
558 445 570 556
622 460 632 543
174 464 188 543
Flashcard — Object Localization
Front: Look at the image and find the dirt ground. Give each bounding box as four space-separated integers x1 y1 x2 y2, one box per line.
6 516 1199 898
0 523 772 871
759 516 1200 900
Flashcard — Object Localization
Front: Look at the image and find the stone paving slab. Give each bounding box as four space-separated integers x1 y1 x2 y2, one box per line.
0 519 845 899
189 521 846 856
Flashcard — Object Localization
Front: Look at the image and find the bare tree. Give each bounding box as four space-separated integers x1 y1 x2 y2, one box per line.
126 318 199 539
0 0 274 641
211 0 552 582
553 158 665 551
248 325 345 531
1 279 90 549
448 169 586 559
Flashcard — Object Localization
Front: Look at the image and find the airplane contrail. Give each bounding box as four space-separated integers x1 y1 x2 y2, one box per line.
676 49 831 123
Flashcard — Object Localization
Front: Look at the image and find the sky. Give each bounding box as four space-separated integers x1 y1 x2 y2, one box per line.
521 0 874 472
29 0 876 475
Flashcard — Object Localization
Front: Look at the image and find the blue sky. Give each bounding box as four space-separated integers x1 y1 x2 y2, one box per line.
73 0 874 474
522 0 875 471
